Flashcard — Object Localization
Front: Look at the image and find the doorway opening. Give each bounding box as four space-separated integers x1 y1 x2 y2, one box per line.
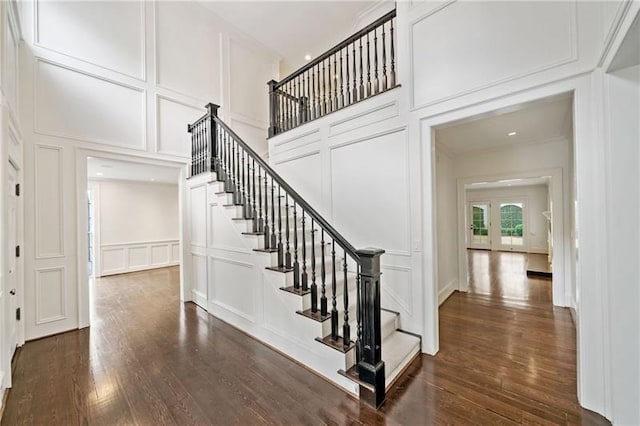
434 92 574 308
79 154 185 326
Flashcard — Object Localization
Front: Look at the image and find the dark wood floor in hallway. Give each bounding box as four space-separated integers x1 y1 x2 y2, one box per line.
2 256 608 425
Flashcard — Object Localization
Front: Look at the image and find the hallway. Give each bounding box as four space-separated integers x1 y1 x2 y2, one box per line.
2 260 607 424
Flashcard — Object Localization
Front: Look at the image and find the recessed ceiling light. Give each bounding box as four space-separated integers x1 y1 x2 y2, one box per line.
150 178 156 182
508 131 517 136
87 156 94 160
304 54 311 61
96 172 103 176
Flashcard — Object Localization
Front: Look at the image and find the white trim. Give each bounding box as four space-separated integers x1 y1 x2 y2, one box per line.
438 278 457 306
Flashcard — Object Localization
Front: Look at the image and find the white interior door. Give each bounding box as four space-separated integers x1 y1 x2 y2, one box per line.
468 201 491 249
7 163 19 358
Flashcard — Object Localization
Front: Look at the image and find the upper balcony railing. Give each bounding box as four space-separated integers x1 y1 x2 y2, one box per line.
268 9 397 137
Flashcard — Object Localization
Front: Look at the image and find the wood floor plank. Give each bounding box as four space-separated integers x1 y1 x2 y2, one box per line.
1 256 609 425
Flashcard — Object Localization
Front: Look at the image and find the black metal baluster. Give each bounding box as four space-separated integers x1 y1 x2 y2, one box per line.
285 194 291 269
225 133 233 192
322 59 326 115
263 174 269 248
356 263 362 362
277 186 283 268
374 27 379 94
235 140 242 205
338 49 343 109
246 151 252 219
345 47 350 106
293 203 300 289
382 21 388 91
343 250 350 346
301 211 308 292
305 72 311 121
252 159 257 232
270 177 277 248
311 66 316 120
310 220 317 313
390 17 396 87
352 41 357 102
196 122 201 175
320 229 327 316
366 32 372 97
331 240 338 340
328 55 332 112
257 165 263 232
359 37 364 100
241 150 248 216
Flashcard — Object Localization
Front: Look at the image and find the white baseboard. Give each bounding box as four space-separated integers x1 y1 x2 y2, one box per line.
438 278 458 306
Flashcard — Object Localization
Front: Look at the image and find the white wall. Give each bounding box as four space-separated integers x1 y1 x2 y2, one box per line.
91 180 179 276
434 149 457 304
604 63 640 425
18 0 280 341
466 184 550 254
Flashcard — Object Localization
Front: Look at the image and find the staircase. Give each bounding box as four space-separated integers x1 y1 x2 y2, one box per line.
185 9 420 408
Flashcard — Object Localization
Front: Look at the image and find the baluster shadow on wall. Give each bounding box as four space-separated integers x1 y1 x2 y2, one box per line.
268 9 397 137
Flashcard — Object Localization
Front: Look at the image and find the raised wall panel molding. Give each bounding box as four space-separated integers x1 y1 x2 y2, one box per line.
34 267 66 325
99 240 179 276
33 0 146 81
328 100 399 137
380 264 413 315
155 94 205 158
208 255 256 323
409 1 578 109
34 144 64 259
272 129 321 156
34 59 146 151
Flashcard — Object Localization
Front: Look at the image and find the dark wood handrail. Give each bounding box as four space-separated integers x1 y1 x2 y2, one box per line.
275 9 396 88
192 109 360 261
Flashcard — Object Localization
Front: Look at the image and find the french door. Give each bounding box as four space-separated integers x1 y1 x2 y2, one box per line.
497 201 524 251
468 202 491 249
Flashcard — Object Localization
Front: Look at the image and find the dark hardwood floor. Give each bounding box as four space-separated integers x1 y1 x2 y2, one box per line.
2 256 609 425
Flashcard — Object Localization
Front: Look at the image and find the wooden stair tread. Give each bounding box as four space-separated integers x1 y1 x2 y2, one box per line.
280 286 311 296
254 248 278 253
315 335 355 353
296 308 331 323
338 366 374 393
266 266 294 273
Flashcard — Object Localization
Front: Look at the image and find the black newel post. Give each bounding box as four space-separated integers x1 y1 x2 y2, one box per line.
268 80 278 137
356 247 386 408
206 103 220 173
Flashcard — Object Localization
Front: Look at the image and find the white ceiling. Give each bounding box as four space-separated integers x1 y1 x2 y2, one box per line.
203 1 379 71
465 177 550 191
435 93 574 156
87 157 181 184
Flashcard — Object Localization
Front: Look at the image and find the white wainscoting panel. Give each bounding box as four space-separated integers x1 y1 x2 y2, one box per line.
5 6 20 111
150 244 170 266
209 203 252 253
155 1 221 101
228 38 271 122
275 152 323 213
189 185 207 248
191 253 208 308
99 240 179 276
35 267 66 325
228 116 268 157
330 129 411 255
156 95 204 158
329 100 399 137
35 0 145 79
35 145 64 258
34 60 145 149
208 256 255 322
381 264 413 316
411 1 577 107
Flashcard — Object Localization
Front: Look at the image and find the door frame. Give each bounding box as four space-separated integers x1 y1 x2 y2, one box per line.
457 170 565 306
74 149 187 328
467 200 491 250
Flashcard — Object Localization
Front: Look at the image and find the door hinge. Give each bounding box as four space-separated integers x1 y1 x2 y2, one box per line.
16 307 21 321
15 245 20 258
15 183 20 196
